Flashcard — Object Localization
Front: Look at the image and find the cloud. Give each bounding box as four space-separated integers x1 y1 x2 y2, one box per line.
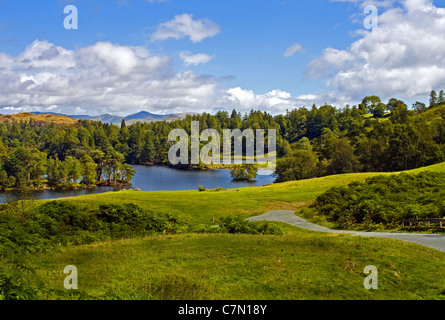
283 43 304 57
150 13 220 43
0 39 327 117
179 51 213 66
307 0 445 102
0 40 223 115
15 39 76 70
78 41 169 76
216 87 337 114
306 48 355 78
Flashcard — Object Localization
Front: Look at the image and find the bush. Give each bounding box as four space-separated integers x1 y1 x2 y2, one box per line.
210 187 225 192
230 164 258 182
35 200 83 226
0 199 284 300
274 149 319 182
207 215 283 235
312 171 445 230
96 203 144 224
96 203 186 236
0 211 50 300
0 201 188 300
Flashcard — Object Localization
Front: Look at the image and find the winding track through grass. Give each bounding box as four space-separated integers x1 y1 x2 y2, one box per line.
29 162 445 299
248 210 445 252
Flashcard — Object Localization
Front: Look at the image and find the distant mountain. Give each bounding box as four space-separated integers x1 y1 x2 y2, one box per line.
30 111 95 120
30 112 124 124
124 111 169 121
29 110 197 125
97 114 125 124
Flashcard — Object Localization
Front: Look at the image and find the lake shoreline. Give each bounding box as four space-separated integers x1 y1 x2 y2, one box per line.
0 164 276 203
0 181 131 193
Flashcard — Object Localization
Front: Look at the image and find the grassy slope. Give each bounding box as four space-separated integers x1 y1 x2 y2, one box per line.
34 161 445 300
61 161 445 225
38 231 445 300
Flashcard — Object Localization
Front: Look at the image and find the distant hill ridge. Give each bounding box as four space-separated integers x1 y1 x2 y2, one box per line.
0 112 80 126
19 110 198 125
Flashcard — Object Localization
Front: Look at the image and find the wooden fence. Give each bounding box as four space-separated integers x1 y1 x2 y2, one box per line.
402 218 445 230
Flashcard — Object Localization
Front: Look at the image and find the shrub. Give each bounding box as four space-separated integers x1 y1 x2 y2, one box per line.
0 261 45 300
230 164 258 182
212 215 283 235
35 200 83 226
0 200 190 300
312 171 445 230
96 203 186 236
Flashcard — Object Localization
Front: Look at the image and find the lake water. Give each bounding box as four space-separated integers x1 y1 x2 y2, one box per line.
0 165 276 202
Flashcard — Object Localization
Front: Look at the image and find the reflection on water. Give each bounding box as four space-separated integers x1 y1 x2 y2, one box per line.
0 165 275 203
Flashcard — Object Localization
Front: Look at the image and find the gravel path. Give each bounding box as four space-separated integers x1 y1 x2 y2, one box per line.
247 210 445 252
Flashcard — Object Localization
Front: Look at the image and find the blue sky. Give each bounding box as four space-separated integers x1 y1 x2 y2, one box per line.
0 0 444 115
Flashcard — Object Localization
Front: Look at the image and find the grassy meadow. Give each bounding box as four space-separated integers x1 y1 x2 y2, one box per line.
36 231 445 300
26 161 445 300
53 161 445 225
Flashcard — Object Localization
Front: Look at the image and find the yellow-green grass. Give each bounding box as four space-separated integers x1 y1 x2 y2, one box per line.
31 162 445 300
57 161 445 226
36 229 445 300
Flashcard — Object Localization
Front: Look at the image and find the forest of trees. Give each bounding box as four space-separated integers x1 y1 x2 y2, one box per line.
0 119 138 190
274 92 445 182
0 91 444 190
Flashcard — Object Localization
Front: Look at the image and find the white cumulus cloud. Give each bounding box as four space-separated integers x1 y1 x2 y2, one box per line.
217 87 335 115
283 43 304 57
0 40 222 115
309 0 445 102
150 13 220 43
179 51 214 66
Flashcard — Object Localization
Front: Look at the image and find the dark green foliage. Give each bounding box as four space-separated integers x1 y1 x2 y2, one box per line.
230 164 258 182
35 201 82 227
372 103 386 118
0 198 284 299
0 200 187 299
430 90 438 108
274 149 319 182
326 137 361 175
0 207 50 299
361 95 382 114
193 215 283 235
96 203 184 237
0 261 46 300
313 172 445 230
0 92 444 187
0 93 444 299
218 216 283 235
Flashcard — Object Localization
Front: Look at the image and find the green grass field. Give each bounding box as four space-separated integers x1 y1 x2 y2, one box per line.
57 161 445 225
36 231 445 300
32 161 445 300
